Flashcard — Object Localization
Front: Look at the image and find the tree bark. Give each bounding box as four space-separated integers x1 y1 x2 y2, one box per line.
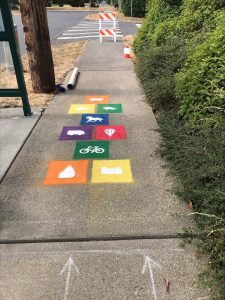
19 0 55 93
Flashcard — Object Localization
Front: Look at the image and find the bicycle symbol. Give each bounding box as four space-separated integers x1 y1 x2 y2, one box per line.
79 146 105 154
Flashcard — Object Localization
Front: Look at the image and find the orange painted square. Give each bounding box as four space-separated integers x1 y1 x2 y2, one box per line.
44 160 89 186
85 95 109 104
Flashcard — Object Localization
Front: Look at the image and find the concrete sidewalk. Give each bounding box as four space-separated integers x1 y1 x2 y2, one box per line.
0 107 41 182
0 40 207 299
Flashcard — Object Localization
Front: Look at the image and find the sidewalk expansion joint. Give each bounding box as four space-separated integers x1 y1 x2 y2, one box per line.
0 233 185 245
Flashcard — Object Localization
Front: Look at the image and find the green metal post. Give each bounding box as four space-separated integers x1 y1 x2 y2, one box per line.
0 0 32 116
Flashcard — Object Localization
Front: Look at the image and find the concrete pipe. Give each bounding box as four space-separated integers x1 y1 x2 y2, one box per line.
67 67 79 90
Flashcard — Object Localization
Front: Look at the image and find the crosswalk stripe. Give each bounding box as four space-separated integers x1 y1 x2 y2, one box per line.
63 32 122 35
58 35 123 40
57 20 122 41
73 26 119 29
68 28 120 32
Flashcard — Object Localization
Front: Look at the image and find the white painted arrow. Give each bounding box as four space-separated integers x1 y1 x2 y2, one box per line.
142 256 160 300
60 257 79 300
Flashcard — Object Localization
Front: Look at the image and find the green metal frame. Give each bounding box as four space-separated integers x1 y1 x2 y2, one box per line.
0 0 31 116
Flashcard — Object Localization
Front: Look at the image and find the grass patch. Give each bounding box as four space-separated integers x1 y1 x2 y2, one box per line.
0 41 86 108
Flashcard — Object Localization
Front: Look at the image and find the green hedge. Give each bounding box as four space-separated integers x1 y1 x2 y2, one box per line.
134 0 225 297
176 23 225 124
66 0 85 7
134 0 225 123
122 0 147 18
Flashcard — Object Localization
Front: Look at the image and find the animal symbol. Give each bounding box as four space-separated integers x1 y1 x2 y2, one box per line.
86 116 103 123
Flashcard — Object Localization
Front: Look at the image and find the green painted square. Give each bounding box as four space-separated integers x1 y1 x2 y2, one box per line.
97 104 123 114
73 141 110 159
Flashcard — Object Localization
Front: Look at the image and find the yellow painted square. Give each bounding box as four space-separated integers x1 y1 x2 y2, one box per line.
91 160 133 183
69 104 96 114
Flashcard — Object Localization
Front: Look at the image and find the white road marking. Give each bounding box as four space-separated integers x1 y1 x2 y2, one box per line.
73 26 119 29
58 36 102 40
58 35 123 40
142 256 161 300
68 29 116 32
63 32 122 36
57 20 122 41
60 257 79 300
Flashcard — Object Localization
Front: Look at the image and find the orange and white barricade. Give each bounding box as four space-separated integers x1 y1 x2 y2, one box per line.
99 12 117 43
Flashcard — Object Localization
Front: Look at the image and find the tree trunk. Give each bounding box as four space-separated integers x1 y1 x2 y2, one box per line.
20 0 55 93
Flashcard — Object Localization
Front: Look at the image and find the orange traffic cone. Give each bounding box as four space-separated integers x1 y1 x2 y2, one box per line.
124 44 131 58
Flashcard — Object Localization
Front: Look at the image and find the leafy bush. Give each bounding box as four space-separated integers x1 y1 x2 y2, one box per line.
134 0 225 297
10 4 19 10
67 0 84 7
91 2 99 8
58 0 64 7
136 38 186 111
158 112 225 298
176 23 225 124
114 0 119 8
122 0 147 18
134 0 181 53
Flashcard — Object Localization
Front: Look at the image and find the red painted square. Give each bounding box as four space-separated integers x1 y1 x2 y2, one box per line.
95 125 126 140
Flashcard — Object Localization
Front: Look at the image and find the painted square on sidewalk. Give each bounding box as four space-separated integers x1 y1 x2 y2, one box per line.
81 114 109 126
85 95 109 104
91 160 133 183
44 160 89 185
69 104 95 114
74 141 109 160
97 104 122 114
59 126 93 140
95 125 126 140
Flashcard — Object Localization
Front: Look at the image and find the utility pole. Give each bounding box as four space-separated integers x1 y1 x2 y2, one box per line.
118 0 122 12
20 0 55 93
131 0 133 18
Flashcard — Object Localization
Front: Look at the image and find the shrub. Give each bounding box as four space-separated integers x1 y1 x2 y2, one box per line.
10 4 19 10
134 0 225 297
122 0 147 18
176 23 225 124
114 0 118 8
158 112 225 298
68 0 84 7
91 2 99 7
136 38 186 111
134 0 181 53
59 0 64 7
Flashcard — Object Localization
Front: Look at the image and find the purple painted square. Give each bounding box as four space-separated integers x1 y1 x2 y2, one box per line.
59 126 93 140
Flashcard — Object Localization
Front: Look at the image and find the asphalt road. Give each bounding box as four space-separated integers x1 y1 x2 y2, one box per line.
0 11 138 70
13 11 95 54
